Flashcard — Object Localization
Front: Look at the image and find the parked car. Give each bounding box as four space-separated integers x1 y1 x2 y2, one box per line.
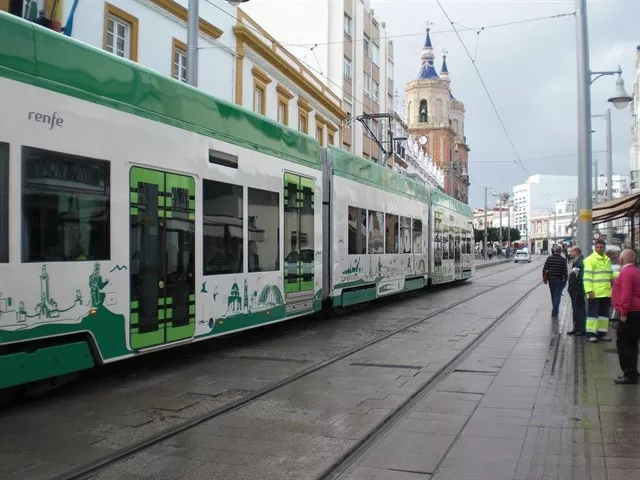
514 249 531 263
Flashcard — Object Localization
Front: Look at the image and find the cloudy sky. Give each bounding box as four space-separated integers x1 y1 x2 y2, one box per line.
370 0 639 208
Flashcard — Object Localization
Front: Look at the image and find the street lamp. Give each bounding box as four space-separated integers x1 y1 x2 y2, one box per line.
483 186 496 259
575 0 632 253
187 0 251 86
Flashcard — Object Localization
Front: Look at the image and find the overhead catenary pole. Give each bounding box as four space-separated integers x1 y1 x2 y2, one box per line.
483 186 488 260
576 0 594 253
605 108 613 241
186 0 199 86
594 158 598 204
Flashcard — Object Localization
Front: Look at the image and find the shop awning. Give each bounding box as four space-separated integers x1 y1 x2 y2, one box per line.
593 192 640 224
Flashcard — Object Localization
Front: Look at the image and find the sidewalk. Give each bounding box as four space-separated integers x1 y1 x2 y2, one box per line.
345 285 640 480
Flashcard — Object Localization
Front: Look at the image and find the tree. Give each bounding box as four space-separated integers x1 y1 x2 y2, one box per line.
473 227 521 243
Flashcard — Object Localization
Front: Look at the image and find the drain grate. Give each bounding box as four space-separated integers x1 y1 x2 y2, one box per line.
350 362 423 370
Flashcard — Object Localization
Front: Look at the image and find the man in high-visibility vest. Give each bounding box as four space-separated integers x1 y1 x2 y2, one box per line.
583 239 618 342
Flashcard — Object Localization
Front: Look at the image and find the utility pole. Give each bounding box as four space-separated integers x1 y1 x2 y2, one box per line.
186 0 199 86
499 201 503 249
576 0 593 253
483 186 488 260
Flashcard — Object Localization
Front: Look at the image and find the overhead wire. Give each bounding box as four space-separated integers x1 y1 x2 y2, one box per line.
434 0 531 177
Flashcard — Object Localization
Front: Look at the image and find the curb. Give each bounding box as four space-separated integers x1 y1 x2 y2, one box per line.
475 258 511 270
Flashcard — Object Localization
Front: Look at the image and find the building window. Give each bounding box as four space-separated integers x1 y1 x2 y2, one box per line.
276 85 293 126
348 206 366 254
22 146 111 262
251 66 272 116
298 99 311 134
248 188 279 273
388 59 394 80
316 126 324 145
363 34 370 58
344 14 352 36
298 112 308 133
103 3 138 61
253 85 265 115
202 180 243 275
364 74 371 97
327 127 336 146
368 210 384 254
371 79 379 103
343 56 352 81
278 101 287 124
419 99 428 123
372 43 380 65
171 38 187 82
0 142 8 263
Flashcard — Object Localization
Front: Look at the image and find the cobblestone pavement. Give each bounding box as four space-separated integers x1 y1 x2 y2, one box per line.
342 280 640 480
0 260 538 480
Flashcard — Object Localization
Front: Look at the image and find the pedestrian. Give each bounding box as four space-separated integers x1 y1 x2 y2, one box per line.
584 239 617 343
543 245 568 319
567 246 586 336
611 248 640 384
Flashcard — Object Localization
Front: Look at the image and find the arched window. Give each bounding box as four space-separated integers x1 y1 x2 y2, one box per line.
452 119 459 134
419 100 428 123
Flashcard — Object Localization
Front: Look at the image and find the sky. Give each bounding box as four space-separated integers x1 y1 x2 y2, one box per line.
370 0 640 209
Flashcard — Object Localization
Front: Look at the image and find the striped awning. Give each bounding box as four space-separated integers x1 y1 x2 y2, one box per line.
593 192 640 224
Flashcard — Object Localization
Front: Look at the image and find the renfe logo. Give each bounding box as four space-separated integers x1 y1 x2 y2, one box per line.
28 111 64 129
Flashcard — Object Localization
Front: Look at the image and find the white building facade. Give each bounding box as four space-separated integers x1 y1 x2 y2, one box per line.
242 0 395 159
631 46 640 192
513 173 629 245
13 0 240 101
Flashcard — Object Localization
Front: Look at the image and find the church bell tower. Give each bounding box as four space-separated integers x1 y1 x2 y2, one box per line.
405 28 470 203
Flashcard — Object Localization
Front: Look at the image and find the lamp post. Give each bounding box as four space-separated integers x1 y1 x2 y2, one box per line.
499 193 510 250
187 0 251 86
593 109 614 241
483 186 496 259
575 0 632 253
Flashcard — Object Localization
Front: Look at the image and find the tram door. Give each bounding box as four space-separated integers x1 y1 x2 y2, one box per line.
283 173 315 307
129 167 196 350
454 228 462 277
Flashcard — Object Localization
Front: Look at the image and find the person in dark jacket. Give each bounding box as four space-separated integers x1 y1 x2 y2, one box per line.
543 245 569 318
567 246 586 335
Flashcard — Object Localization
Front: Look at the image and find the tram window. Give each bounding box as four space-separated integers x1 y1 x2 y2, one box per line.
442 226 449 260
399 216 411 254
248 188 279 272
348 206 366 255
202 179 243 275
385 214 398 254
368 210 384 254
22 146 110 262
412 219 423 253
0 143 8 263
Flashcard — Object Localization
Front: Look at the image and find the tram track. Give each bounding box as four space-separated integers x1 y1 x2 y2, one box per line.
50 260 541 480
320 266 544 480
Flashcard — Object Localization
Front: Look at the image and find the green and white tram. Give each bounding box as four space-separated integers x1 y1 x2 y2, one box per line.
0 12 473 390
